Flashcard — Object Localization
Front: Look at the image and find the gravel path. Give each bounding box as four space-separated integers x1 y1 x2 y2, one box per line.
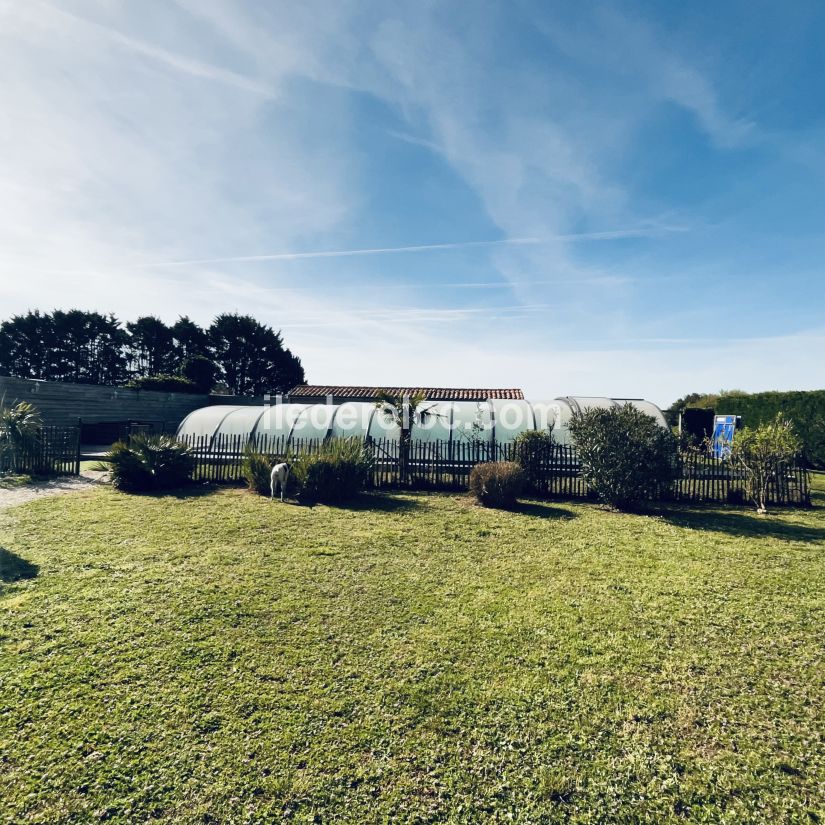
0 473 107 510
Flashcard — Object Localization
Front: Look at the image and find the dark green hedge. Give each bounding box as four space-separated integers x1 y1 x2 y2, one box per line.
712 391 825 469
122 374 199 394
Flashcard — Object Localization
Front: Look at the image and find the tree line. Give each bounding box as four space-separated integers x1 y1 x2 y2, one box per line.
0 310 305 396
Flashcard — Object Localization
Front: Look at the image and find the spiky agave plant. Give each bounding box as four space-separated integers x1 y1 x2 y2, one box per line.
0 399 42 474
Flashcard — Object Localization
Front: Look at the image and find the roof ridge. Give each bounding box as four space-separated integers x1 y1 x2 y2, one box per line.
287 384 525 400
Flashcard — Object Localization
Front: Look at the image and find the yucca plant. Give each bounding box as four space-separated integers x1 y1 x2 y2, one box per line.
105 434 194 492
242 443 275 495
0 399 42 475
291 438 374 503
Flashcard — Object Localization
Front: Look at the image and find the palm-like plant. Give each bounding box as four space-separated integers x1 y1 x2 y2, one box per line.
0 399 42 474
374 389 433 484
374 389 429 435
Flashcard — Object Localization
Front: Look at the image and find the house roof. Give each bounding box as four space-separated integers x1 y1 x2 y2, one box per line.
287 385 525 401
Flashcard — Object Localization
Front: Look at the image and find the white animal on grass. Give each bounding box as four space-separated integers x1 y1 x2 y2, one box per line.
270 462 290 502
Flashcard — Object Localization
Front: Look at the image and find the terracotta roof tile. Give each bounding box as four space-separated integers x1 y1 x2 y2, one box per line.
288 385 524 401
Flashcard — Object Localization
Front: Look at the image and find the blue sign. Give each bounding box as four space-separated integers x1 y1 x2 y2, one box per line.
711 415 737 458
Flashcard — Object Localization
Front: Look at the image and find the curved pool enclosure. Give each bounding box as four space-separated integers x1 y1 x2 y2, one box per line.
177 397 667 447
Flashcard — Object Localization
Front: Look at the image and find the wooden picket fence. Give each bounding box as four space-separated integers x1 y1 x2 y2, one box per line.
2 426 81 476
676 449 809 505
177 434 811 506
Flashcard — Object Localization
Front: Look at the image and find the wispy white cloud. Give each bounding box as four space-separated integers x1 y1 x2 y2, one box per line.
0 0 354 275
37 0 276 97
528 4 755 149
0 0 820 408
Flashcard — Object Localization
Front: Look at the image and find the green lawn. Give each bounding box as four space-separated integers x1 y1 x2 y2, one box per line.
0 474 34 489
1 481 823 823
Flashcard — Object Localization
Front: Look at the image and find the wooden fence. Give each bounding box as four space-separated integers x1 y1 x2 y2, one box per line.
3 426 81 476
177 434 811 506
676 448 809 505
0 375 261 429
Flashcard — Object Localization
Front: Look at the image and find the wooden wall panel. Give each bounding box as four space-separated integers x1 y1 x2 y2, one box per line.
0 376 260 429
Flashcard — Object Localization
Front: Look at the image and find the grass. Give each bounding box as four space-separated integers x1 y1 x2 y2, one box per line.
0 474 34 489
0 481 823 823
80 460 105 472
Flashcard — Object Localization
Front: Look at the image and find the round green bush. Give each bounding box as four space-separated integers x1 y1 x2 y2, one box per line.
568 404 678 510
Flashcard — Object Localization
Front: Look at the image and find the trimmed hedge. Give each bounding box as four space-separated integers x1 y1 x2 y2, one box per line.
122 374 199 393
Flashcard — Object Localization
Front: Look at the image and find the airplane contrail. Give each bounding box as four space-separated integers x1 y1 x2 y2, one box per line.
132 226 683 268
0 226 685 275
134 238 542 268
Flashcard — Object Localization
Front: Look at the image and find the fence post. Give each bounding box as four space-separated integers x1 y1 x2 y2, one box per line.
75 418 82 475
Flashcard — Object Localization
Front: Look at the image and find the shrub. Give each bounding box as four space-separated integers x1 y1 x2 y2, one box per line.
0 400 41 474
291 438 373 504
242 444 273 496
513 429 554 492
568 404 678 510
122 374 198 393
729 413 801 514
469 461 524 508
105 434 194 492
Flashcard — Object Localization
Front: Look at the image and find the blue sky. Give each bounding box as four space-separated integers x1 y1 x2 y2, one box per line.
1 0 823 405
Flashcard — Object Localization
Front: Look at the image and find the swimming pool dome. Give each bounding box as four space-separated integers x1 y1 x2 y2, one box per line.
176 397 667 447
